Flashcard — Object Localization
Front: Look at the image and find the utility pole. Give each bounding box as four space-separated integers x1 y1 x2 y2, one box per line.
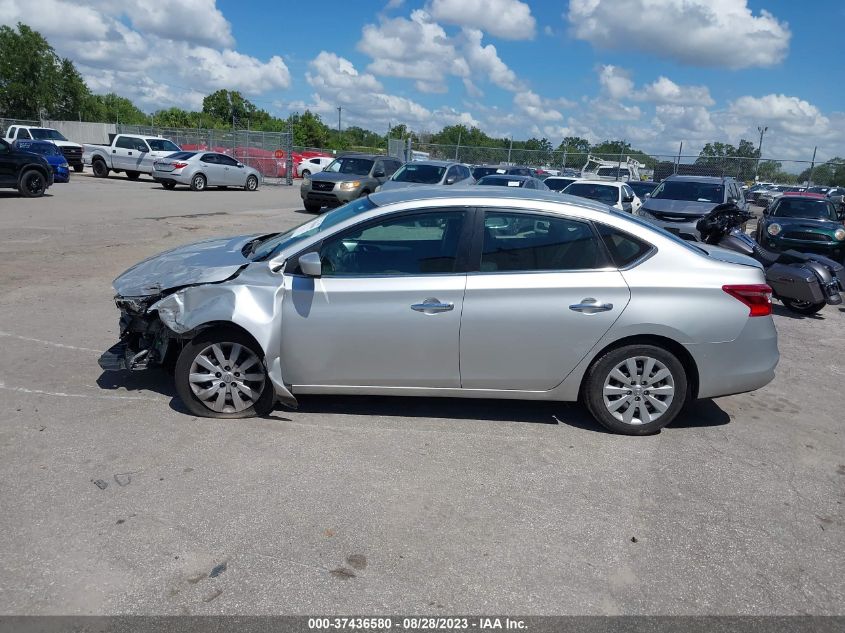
455 128 461 161
337 106 342 136
807 146 817 187
507 135 513 164
754 125 768 182
675 141 683 175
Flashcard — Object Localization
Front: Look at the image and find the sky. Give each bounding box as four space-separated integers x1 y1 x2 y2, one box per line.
1 0 843 161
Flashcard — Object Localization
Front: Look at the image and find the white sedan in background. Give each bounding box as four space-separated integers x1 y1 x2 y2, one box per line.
298 157 335 178
562 180 642 213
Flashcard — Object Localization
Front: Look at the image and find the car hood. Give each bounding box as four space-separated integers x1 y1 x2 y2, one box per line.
768 217 841 233
380 180 442 190
309 171 371 183
643 198 719 215
113 234 258 297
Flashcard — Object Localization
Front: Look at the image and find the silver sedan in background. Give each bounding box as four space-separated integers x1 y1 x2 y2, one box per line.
378 160 474 191
99 188 778 435
152 151 261 191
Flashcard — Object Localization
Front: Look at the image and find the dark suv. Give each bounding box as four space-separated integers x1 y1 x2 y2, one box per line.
635 175 747 240
0 139 54 197
300 153 402 212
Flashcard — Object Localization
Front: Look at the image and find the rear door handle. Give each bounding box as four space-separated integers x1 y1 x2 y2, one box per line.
569 298 613 314
411 298 454 314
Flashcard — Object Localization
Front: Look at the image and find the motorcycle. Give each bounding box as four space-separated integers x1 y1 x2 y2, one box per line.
696 203 845 315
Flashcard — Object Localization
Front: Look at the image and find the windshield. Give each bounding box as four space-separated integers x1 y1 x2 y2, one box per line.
629 182 656 196
472 167 500 180
324 157 374 175
773 198 838 220
30 128 68 141
476 176 525 187
16 140 61 156
251 197 378 261
544 178 576 191
564 183 618 205
651 180 723 203
147 139 180 152
391 163 446 184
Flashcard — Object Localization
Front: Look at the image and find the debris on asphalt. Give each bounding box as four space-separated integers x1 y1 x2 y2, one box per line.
630 536 638 543
346 554 367 570
116 519 125 525
187 573 206 584
209 562 227 578
92 479 108 490
114 473 133 487
203 588 223 603
330 567 356 580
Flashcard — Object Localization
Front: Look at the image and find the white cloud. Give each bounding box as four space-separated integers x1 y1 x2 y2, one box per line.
0 0 289 110
598 65 634 100
727 94 828 135
461 28 523 91
427 0 536 40
639 77 714 106
567 0 790 68
514 91 571 122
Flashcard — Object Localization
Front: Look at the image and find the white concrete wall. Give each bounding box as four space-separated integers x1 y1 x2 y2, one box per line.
42 120 116 145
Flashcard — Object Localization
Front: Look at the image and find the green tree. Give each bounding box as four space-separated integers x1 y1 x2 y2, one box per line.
82 93 148 124
696 139 759 180
0 23 68 118
288 110 331 148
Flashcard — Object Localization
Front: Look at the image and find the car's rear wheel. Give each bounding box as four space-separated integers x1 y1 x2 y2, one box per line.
190 173 207 191
304 201 322 213
19 170 47 198
73 164 83 173
126 171 140 180
92 158 109 178
782 298 825 315
584 344 687 435
245 175 259 191
175 328 275 418
162 181 177 190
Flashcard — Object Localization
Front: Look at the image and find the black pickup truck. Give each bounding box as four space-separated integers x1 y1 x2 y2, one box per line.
0 138 54 197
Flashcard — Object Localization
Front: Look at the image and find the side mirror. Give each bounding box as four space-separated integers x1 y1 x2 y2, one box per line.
373 169 385 178
237 163 244 168
644 192 650 198
445 176 457 185
298 252 322 277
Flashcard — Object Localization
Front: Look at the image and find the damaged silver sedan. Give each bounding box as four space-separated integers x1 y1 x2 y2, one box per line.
100 187 778 434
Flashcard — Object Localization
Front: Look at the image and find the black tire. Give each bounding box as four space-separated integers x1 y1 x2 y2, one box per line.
781 298 825 315
126 171 140 180
73 164 84 173
162 181 177 190
358 189 371 198
174 328 275 419
304 201 322 213
245 175 259 191
301 169 311 178
19 169 47 198
92 159 109 178
190 173 207 191
583 344 688 435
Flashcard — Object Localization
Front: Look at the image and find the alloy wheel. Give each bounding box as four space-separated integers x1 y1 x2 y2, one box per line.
602 356 675 426
188 342 265 413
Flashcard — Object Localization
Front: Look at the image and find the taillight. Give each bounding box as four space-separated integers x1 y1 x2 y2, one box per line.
172 161 188 169
722 284 772 317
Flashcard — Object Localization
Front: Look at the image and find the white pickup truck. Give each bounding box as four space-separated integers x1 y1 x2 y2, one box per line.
83 134 181 179
3 125 84 172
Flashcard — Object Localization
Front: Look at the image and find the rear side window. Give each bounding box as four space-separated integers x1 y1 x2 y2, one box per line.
116 136 137 149
595 223 653 268
480 212 608 272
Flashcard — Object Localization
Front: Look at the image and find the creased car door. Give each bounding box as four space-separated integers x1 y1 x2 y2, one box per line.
459 210 631 391
280 209 469 388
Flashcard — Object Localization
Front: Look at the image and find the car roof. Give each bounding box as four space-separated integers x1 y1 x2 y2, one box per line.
336 152 384 159
403 159 456 167
369 184 612 214
781 192 826 199
665 175 730 183
478 174 533 182
569 179 624 187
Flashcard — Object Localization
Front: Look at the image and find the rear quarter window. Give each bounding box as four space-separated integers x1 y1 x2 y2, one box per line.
595 223 654 268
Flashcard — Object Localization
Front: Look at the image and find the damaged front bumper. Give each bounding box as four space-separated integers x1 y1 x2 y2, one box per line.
98 295 172 372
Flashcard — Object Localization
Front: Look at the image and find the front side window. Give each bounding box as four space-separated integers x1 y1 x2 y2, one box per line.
319 210 466 276
134 139 150 152
480 212 607 272
216 154 239 166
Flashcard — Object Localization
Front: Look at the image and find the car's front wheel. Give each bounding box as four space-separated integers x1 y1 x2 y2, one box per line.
126 171 140 180
245 175 259 191
19 170 47 197
583 344 687 435
304 201 322 213
73 164 84 173
175 328 275 418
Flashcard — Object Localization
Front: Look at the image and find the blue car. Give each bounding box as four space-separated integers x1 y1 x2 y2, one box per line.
13 140 70 183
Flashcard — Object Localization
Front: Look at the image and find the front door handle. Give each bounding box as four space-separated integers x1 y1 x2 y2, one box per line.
411 298 454 314
569 298 613 314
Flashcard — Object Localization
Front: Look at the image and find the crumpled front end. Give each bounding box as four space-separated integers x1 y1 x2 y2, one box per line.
98 294 171 371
